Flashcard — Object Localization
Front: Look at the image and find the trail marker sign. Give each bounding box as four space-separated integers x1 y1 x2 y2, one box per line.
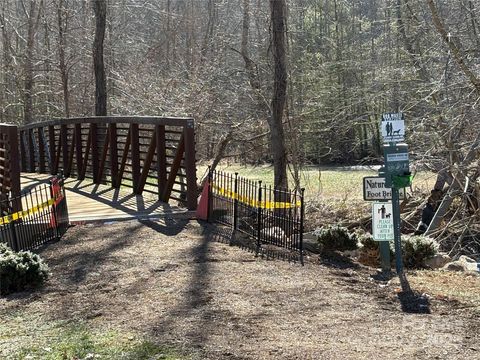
363 177 405 201
381 113 405 143
372 202 394 241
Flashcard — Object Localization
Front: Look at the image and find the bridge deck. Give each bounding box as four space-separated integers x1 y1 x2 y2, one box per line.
21 173 193 223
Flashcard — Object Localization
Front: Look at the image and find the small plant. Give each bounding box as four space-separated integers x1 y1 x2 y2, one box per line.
314 224 358 251
357 231 378 251
390 235 439 269
0 243 49 295
0 242 10 254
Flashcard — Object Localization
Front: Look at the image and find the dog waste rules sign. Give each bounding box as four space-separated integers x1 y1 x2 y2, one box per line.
372 202 394 241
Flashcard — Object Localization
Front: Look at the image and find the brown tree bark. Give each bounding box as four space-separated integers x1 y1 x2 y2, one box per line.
0 10 15 122
241 0 260 92
23 0 41 124
93 0 107 116
269 0 288 190
57 0 70 117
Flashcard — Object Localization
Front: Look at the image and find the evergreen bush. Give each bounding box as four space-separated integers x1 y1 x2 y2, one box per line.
314 225 358 251
357 232 378 251
390 235 439 269
0 243 49 295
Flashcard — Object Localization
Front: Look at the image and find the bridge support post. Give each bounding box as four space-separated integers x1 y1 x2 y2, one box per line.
156 124 167 200
48 125 56 174
60 125 68 175
109 123 118 187
184 119 197 210
131 123 140 193
28 129 35 172
91 123 99 183
0 124 21 212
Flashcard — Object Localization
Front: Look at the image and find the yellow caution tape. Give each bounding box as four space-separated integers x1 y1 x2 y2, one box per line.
211 184 301 209
0 194 62 226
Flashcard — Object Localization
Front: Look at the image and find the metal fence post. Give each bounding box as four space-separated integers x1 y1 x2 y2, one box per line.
49 176 60 240
256 181 262 256
9 217 20 252
300 188 305 266
233 172 238 232
207 166 212 223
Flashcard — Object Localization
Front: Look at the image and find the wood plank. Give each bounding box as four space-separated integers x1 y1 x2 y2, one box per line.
54 134 62 175
20 174 191 223
18 116 194 131
117 126 131 188
97 125 111 182
130 123 140 193
48 125 56 174
28 129 35 172
109 123 119 187
38 128 46 173
75 123 83 175
19 130 27 172
61 124 68 174
183 120 197 210
90 123 99 183
79 127 92 180
156 125 167 200
137 128 157 194
66 127 76 177
162 133 185 202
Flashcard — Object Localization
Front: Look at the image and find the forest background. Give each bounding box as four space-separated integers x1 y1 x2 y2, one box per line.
1 0 480 186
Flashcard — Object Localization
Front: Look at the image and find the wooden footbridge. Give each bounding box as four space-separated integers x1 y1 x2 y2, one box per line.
1 117 198 222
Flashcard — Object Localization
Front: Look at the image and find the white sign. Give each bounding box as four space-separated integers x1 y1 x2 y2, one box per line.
363 177 405 201
372 202 394 241
381 113 405 143
386 153 409 162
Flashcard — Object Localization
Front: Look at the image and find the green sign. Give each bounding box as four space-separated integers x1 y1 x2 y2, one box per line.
383 144 409 187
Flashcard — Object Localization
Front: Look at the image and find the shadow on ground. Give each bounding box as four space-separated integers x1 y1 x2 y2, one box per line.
397 272 431 314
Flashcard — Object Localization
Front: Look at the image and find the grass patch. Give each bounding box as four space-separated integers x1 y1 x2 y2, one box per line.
199 163 435 201
3 319 186 360
199 163 436 229
408 270 480 311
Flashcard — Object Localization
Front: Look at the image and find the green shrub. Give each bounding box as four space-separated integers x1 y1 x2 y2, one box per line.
390 235 439 269
314 225 358 251
356 232 438 269
0 243 49 295
0 242 10 254
357 231 378 250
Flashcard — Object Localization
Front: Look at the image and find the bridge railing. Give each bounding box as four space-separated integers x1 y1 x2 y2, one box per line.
18 116 197 210
0 124 21 208
0 175 68 251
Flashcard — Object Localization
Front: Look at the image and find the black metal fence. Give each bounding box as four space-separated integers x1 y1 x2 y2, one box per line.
208 169 305 264
0 176 69 251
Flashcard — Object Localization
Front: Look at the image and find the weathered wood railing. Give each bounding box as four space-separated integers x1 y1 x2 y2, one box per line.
0 124 21 203
18 116 197 210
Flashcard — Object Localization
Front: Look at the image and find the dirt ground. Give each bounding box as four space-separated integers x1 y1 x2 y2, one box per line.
1 218 479 359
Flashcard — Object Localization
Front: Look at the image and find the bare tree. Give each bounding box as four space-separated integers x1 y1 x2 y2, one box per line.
269 0 288 189
57 0 70 117
93 0 107 116
23 0 42 124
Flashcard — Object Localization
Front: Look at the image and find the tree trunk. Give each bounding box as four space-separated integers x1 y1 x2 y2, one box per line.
0 11 14 122
269 0 288 190
23 0 40 124
93 0 107 116
57 0 70 117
